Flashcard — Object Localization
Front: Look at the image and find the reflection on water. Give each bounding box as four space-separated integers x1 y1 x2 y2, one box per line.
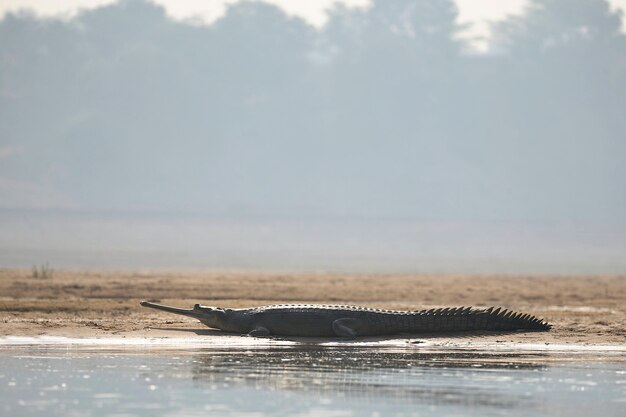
1 347 625 417
191 348 545 409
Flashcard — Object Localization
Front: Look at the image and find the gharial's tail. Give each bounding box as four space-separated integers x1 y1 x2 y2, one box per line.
412 306 552 332
473 306 551 331
140 301 205 319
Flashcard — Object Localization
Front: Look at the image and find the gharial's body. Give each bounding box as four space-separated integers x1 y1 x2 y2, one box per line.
140 301 551 338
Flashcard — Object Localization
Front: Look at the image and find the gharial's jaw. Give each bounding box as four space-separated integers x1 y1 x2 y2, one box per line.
140 301 208 320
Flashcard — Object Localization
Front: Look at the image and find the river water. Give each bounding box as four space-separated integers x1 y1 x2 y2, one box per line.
1 346 625 417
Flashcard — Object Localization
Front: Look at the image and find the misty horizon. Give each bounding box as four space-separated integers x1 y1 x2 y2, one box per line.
1 0 625 272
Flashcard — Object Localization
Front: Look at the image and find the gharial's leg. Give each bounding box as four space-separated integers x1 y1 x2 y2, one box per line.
332 318 362 338
248 326 270 337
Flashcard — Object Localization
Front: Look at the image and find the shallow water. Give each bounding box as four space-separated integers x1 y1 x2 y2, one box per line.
1 346 625 417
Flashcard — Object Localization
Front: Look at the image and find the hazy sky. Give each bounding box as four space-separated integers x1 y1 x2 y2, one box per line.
1 0 625 223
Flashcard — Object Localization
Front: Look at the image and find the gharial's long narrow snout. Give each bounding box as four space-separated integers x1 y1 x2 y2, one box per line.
140 301 205 319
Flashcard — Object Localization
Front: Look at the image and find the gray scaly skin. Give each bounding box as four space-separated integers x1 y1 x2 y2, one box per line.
140 301 551 338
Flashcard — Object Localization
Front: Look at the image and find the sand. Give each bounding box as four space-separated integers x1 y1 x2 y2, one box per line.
1 269 625 355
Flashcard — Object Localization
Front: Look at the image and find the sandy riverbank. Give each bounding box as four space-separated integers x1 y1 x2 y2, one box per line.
1 270 624 349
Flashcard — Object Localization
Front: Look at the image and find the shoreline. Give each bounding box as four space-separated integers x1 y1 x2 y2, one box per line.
1 269 625 359
2 335 625 364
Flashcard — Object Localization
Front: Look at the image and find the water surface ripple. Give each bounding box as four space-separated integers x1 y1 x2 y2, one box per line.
1 347 625 416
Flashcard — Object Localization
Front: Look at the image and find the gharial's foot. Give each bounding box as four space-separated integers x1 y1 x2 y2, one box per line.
332 318 361 339
247 326 271 337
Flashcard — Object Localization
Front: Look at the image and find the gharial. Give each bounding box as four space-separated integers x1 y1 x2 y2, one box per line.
140 301 551 338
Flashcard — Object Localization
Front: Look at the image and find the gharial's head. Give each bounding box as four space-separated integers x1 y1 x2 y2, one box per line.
190 304 227 328
139 301 226 329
